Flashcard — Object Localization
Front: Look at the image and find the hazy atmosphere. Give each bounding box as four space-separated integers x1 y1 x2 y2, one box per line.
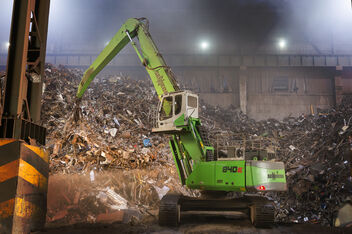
1 0 352 55
1 1 352 233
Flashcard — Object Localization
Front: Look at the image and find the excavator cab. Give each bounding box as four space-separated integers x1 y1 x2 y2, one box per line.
152 91 198 133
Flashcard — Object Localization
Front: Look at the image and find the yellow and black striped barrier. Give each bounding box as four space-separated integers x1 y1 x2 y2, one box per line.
0 139 48 233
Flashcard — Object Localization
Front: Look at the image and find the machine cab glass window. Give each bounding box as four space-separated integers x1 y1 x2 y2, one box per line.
188 96 197 108
154 91 199 133
160 96 173 120
175 95 182 115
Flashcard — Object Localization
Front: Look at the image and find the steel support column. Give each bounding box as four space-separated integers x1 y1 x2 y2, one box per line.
334 66 343 106
0 0 50 232
28 0 50 123
0 0 49 145
0 139 49 233
2 0 32 120
239 66 247 114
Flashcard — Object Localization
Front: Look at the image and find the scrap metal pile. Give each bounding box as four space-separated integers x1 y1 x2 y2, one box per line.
42 65 351 226
201 100 352 226
42 64 170 173
42 65 194 225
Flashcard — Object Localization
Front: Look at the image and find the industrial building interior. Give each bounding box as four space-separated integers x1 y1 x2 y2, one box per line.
1 0 352 233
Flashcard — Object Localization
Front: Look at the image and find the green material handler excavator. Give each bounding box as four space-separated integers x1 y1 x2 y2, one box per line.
76 18 287 227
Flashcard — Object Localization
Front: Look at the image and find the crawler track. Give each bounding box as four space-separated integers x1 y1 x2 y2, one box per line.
158 194 275 227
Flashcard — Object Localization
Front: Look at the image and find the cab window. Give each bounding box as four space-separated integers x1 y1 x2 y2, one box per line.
188 96 197 108
175 95 182 115
160 96 173 120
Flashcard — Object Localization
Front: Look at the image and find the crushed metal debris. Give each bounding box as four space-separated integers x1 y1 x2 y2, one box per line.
42 64 170 173
42 65 197 225
41 64 351 226
200 97 352 226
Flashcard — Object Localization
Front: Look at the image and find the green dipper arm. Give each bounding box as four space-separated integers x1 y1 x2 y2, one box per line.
76 18 179 99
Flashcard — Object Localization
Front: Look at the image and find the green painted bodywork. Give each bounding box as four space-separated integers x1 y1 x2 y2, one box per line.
76 18 287 193
186 161 246 191
174 114 185 127
246 165 287 186
183 160 286 191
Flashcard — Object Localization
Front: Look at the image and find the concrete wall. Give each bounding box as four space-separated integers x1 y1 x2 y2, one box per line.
199 93 237 108
3 50 352 121
341 68 352 94
175 66 343 121
45 63 352 120
246 67 335 120
176 66 351 121
176 67 240 108
174 66 340 121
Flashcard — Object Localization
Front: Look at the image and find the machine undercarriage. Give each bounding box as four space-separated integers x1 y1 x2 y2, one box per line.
159 193 275 227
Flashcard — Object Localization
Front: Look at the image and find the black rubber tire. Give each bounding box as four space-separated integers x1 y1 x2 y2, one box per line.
250 202 275 228
159 193 181 226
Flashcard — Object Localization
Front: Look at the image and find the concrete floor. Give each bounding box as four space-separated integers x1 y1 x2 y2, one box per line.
33 212 352 234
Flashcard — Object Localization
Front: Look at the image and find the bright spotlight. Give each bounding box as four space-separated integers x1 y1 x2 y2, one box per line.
278 38 287 50
5 42 10 48
200 41 209 50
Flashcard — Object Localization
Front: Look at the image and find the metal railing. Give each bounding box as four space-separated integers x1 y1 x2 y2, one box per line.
215 133 279 160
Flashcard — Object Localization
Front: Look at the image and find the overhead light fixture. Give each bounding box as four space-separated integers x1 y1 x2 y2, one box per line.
278 38 287 50
200 41 209 50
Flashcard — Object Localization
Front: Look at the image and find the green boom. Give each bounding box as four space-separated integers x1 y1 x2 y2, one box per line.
76 18 178 99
